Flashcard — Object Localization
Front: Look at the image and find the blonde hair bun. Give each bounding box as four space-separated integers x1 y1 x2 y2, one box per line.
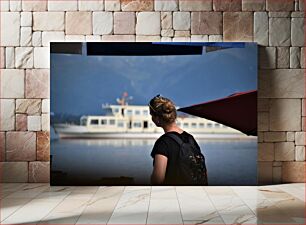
149 96 177 125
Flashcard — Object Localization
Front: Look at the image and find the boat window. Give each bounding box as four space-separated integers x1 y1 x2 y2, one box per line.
126 109 133 115
183 123 189 128
113 108 119 113
101 119 107 125
90 119 99 125
223 125 227 128
109 119 115 125
191 123 197 128
177 122 181 127
199 123 205 128
133 122 142 128
207 123 213 128
135 110 141 115
215 123 221 128
143 110 149 115
118 121 124 127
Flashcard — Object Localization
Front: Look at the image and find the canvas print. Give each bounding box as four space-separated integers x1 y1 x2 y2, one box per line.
50 42 257 186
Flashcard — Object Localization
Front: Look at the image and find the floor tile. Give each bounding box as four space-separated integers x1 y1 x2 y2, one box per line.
4 184 49 199
0 183 305 225
107 186 150 224
76 186 124 224
0 198 33 222
1 198 63 224
176 186 216 221
147 199 183 224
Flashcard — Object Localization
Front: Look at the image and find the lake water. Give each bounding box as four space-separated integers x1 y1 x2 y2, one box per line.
51 138 257 186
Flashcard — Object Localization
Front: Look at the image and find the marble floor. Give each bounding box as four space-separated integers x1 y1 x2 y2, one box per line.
0 183 305 224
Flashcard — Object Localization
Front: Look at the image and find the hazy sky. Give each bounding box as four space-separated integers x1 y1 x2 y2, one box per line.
51 43 257 115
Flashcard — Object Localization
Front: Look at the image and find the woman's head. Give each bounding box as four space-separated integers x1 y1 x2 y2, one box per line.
149 95 177 127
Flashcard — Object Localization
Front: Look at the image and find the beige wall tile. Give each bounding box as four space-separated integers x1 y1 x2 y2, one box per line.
213 0 242 11
48 0 78 11
258 69 304 98
25 69 50 98
105 0 120 11
179 0 212 11
33 12 65 31
173 12 190 30
191 12 222 35
22 0 47 11
42 99 50 113
41 114 50 131
0 47 5 69
258 143 274 161
93 12 113 35
37 131 50 161
16 99 41 115
0 162 28 182
136 12 160 35
290 47 301 69
254 12 268 46
269 18 291 46
16 114 27 131
0 69 24 98
270 99 301 131
286 132 295 142
258 112 269 131
33 47 49 68
32 31 42 47
291 18 304 47
78 0 104 11
0 0 9 11
21 12 32 27
0 99 15 131
27 115 41 131
42 32 65 47
295 146 305 161
259 47 276 69
29 161 50 182
114 12 136 35
101 35 135 42
242 0 265 11
15 47 33 68
20 27 32 47
282 162 305 182
258 162 273 185
275 142 295 161
161 12 172 29
276 47 290 68
6 132 36 161
121 0 153 11
136 36 161 42
223 12 253 41
155 0 178 11
264 132 286 142
295 132 305 146
0 132 5 161
266 0 294 11
66 12 92 35
1 12 20 46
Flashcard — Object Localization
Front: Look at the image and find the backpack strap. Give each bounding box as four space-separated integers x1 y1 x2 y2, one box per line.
164 132 184 146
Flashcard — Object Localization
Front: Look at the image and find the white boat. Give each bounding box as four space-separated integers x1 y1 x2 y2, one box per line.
53 102 254 140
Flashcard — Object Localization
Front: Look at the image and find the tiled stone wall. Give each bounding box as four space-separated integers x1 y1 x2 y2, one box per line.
0 0 305 184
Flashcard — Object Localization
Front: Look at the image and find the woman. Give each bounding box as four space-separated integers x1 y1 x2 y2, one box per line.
149 95 207 185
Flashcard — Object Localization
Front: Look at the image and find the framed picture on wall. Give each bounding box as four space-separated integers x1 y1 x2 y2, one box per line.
50 42 258 186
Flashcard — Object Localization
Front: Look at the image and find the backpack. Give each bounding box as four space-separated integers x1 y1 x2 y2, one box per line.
165 133 208 185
